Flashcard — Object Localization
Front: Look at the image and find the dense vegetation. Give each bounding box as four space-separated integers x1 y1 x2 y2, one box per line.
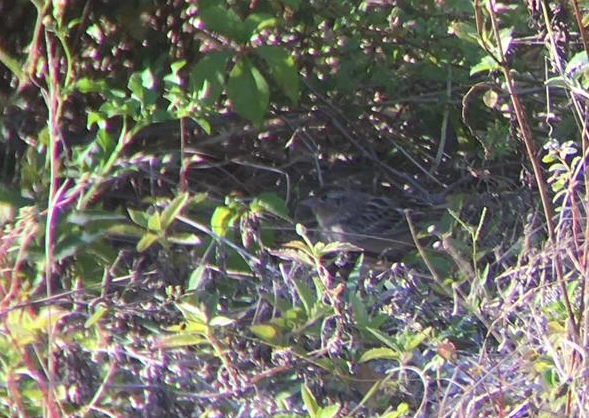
1 0 588 417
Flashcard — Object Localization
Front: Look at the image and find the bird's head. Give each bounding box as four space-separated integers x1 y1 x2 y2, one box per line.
300 189 367 228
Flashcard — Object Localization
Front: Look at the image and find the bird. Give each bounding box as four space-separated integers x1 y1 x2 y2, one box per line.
300 189 417 258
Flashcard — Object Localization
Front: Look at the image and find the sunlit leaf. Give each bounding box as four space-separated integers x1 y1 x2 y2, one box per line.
211 206 232 237
301 383 319 418
158 333 208 348
168 232 201 246
188 265 208 290
450 21 479 44
161 192 189 229
317 404 340 418
252 192 292 221
147 212 162 232
177 301 209 324
106 223 145 238
128 208 149 229
359 347 399 362
85 304 109 328
189 52 232 106
228 58 269 126
404 327 430 351
75 77 109 93
209 316 235 327
380 403 410 418
470 55 499 76
498 27 513 55
269 247 315 265
141 67 155 89
250 324 279 341
137 232 159 252
483 89 498 108
321 241 362 254
183 321 210 333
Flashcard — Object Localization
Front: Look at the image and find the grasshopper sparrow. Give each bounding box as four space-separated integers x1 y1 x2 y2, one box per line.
301 189 415 258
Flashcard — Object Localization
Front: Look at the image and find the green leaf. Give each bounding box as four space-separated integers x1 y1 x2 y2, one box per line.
188 265 207 290
161 192 189 229
96 127 115 155
450 21 480 44
128 69 158 108
252 192 292 221
293 279 315 315
171 60 187 72
86 111 105 129
545 76 569 89
228 58 269 126
199 5 246 42
211 206 232 237
498 27 514 55
182 321 210 334
243 13 278 38
380 403 410 418
548 162 566 172
128 71 144 100
321 241 361 255
301 384 319 418
566 51 589 79
470 55 499 76
147 212 162 232
189 52 232 106
194 117 212 134
255 46 300 104
270 247 315 265
158 333 208 348
84 304 109 328
404 327 430 351
350 292 369 329
209 316 235 327
75 77 109 94
141 67 155 89
137 232 159 252
100 98 140 118
128 208 150 229
366 327 399 351
483 89 498 108
317 404 340 418
359 347 399 362
250 324 279 341
168 232 201 246
282 240 313 253
177 301 209 324
106 223 145 238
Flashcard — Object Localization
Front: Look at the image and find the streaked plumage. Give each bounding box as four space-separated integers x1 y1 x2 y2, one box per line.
301 189 415 258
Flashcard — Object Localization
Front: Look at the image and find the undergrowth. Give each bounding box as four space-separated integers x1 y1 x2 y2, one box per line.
1 1 589 417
